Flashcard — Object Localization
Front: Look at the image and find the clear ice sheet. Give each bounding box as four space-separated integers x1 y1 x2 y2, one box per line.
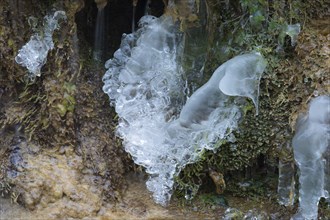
292 95 330 220
103 15 266 206
15 11 66 79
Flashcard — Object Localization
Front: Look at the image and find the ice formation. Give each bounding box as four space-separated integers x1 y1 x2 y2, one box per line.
103 14 266 205
292 95 330 220
218 53 266 115
277 140 296 207
15 11 67 79
103 16 185 205
277 159 295 206
285 23 301 46
179 53 266 127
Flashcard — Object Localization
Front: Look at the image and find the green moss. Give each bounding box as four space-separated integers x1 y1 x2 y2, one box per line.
198 193 228 207
0 179 12 197
56 82 76 117
175 0 329 202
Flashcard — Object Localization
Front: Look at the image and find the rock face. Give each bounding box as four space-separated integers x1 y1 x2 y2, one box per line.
181 53 266 126
8 139 103 218
0 0 329 219
95 0 108 10
0 0 128 217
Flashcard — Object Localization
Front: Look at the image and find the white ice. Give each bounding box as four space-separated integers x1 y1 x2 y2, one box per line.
15 11 66 79
293 95 330 220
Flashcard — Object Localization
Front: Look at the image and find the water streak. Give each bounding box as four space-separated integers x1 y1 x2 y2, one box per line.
93 8 105 60
132 4 136 32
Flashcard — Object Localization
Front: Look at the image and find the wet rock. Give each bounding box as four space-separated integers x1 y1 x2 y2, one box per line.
0 0 127 217
223 208 244 220
244 208 269 220
95 0 108 10
209 169 226 194
8 147 103 218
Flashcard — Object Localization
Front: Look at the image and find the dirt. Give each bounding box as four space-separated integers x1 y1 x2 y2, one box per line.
1 170 297 219
0 173 223 220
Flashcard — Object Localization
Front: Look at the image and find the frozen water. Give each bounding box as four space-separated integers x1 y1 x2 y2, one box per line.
179 53 266 127
292 95 330 220
93 8 105 60
218 53 266 115
103 16 185 205
15 11 66 79
103 14 266 206
325 144 330 204
277 159 295 206
276 23 301 52
277 140 296 206
285 24 301 46
223 208 268 219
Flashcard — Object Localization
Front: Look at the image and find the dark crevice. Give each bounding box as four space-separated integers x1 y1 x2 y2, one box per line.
75 0 165 61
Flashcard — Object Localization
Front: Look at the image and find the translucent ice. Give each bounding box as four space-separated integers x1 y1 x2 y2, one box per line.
179 53 266 127
103 14 266 206
277 140 296 207
277 159 295 206
15 11 66 79
285 24 301 46
103 16 185 205
292 95 330 220
218 53 266 115
277 23 301 52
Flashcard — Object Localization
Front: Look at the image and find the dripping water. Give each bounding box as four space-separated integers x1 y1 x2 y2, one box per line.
132 0 137 32
145 0 151 15
132 0 150 32
93 7 106 60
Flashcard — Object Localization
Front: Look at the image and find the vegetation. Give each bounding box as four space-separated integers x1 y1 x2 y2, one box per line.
0 0 328 218
173 0 330 209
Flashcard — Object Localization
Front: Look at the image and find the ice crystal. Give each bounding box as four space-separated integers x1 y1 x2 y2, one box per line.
15 11 66 79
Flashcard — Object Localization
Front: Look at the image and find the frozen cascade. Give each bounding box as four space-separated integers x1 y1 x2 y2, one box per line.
292 95 330 220
132 0 137 32
325 142 330 204
103 15 185 205
103 14 266 205
15 11 66 79
277 159 295 206
179 53 266 128
277 141 296 206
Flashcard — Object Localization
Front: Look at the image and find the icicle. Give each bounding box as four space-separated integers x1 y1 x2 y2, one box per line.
292 95 330 220
93 8 105 61
277 157 296 206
